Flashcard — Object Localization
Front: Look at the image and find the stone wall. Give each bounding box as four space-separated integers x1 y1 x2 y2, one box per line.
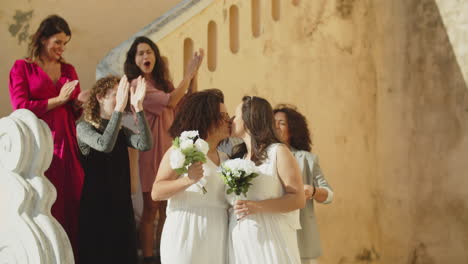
372 0 468 263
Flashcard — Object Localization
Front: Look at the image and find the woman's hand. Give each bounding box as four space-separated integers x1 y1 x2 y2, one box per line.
304 184 315 200
184 48 205 80
77 89 91 104
130 76 146 112
186 162 204 184
114 75 129 112
57 80 79 104
234 200 259 219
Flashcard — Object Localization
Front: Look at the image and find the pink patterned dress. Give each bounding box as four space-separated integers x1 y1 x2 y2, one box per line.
9 59 85 257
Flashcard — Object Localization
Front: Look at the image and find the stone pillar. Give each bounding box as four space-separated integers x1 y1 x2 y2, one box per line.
0 109 74 264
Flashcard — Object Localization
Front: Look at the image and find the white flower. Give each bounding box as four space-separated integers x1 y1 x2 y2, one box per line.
223 158 258 176
170 148 186 169
194 138 209 155
180 130 199 141
180 140 194 150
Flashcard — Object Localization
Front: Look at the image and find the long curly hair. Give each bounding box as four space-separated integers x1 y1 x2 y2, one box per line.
232 96 281 165
124 36 173 93
169 89 225 140
83 76 120 129
27 15 71 62
273 104 312 152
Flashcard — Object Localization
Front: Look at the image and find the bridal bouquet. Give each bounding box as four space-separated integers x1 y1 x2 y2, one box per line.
170 130 209 194
219 158 259 197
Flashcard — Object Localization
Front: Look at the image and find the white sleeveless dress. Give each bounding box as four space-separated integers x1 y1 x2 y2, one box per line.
228 144 301 264
160 151 229 263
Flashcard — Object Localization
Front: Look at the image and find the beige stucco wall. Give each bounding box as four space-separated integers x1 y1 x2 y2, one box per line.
153 0 380 263
372 0 468 263
0 0 181 117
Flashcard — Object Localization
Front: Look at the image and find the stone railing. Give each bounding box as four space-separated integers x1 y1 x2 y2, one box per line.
0 109 74 264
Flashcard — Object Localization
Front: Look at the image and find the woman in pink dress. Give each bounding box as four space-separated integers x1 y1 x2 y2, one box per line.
8 14 85 258
124 36 203 264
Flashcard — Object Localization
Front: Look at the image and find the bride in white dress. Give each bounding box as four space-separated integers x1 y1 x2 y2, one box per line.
228 96 305 264
151 89 231 264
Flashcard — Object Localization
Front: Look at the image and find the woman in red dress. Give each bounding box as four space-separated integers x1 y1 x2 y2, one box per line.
8 14 85 258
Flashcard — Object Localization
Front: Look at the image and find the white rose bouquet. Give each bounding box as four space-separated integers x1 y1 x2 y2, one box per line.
219 158 259 197
170 130 209 194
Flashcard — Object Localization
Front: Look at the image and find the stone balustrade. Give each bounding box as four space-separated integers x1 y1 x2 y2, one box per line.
0 109 74 264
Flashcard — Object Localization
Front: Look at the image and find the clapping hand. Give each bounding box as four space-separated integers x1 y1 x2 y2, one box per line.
184 48 205 80
130 76 147 112
114 75 130 112
58 80 79 104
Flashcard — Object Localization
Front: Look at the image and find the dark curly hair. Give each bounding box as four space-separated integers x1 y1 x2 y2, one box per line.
232 96 281 165
124 36 173 93
27 14 71 62
169 89 225 140
273 104 312 152
83 76 120 129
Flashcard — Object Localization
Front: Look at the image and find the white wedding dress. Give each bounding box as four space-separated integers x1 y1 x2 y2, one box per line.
228 144 301 264
160 151 229 263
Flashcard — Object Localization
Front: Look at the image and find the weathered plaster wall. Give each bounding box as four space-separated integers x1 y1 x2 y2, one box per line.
149 0 380 263
372 0 468 263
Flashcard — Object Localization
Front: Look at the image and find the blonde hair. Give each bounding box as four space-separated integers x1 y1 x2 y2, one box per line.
83 76 120 129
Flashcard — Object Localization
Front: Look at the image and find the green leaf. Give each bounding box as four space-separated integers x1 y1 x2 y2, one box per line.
173 137 180 148
174 167 187 175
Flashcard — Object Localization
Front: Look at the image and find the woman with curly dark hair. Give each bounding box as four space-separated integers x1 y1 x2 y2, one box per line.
8 14 85 257
77 75 152 263
273 104 334 264
151 89 231 263
124 36 204 264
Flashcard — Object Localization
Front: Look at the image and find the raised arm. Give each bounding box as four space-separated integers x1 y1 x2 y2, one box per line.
124 76 152 150
77 75 129 154
167 49 204 108
77 112 122 154
123 111 152 151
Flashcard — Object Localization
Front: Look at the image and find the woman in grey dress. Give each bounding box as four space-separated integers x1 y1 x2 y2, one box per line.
77 75 152 264
274 105 334 264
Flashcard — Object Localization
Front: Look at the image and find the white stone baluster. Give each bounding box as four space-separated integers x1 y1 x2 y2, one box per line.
0 109 74 264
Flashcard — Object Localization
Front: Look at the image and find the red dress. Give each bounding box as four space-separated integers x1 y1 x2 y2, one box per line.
9 59 85 257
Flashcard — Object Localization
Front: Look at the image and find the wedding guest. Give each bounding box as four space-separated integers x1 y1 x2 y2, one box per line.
77 75 152 264
8 14 85 256
274 105 334 264
228 96 305 264
123 36 203 264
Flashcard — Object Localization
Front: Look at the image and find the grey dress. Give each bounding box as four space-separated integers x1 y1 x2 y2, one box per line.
292 149 333 259
77 111 152 264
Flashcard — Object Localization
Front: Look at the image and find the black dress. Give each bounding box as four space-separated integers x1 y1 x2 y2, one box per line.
77 111 152 264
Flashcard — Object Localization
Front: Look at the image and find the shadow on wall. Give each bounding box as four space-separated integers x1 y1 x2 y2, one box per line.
376 0 468 263
8 9 34 45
